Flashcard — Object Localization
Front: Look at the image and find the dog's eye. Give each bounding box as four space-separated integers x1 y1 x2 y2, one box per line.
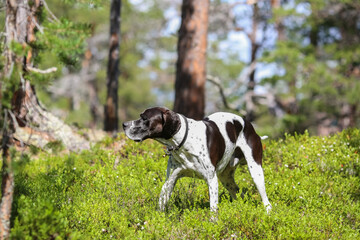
141 115 150 126
140 114 147 121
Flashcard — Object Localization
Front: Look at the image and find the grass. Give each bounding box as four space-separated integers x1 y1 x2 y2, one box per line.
3 129 360 239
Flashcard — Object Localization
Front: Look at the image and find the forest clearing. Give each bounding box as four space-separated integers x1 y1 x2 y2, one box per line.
1 0 360 239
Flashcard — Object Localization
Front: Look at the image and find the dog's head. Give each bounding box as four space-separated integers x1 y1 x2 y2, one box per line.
122 107 181 142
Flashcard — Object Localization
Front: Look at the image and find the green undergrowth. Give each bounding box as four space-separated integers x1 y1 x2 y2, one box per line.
4 129 360 239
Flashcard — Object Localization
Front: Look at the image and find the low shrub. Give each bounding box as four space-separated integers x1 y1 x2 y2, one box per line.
5 129 360 239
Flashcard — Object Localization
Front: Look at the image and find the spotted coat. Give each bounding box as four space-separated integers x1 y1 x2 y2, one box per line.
123 107 271 214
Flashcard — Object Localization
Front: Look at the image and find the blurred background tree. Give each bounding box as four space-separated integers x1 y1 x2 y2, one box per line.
262 0 360 136
104 0 121 133
173 0 209 120
1 0 359 139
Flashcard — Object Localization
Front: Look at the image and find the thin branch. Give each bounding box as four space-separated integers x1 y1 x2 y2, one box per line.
207 74 286 118
207 75 231 109
41 0 60 23
229 60 257 96
207 74 247 115
26 66 57 74
7 110 19 130
247 0 258 5
31 16 44 34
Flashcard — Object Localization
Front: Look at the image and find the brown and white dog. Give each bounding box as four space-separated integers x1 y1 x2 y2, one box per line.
122 107 271 213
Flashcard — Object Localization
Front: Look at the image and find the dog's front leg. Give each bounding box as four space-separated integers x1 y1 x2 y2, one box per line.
158 158 182 211
207 175 219 212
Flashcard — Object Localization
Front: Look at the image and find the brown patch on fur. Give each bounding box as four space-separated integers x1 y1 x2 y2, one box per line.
234 120 242 137
226 122 236 143
226 120 243 143
243 120 263 165
234 146 246 165
203 118 226 168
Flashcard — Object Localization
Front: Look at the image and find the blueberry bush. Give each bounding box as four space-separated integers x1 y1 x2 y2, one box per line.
4 129 360 239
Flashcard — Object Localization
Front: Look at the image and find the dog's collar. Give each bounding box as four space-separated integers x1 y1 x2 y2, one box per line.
167 114 189 152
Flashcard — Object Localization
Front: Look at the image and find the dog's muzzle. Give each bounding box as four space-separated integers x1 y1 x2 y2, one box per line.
122 121 143 142
122 121 131 130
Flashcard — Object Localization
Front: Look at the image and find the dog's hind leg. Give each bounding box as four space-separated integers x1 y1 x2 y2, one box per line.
238 137 272 213
218 159 240 200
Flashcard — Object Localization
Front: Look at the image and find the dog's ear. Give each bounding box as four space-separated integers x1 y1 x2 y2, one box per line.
160 108 171 122
161 108 181 139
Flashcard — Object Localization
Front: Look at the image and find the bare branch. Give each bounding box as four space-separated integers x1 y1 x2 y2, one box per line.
26 66 57 74
207 75 231 109
31 16 44 34
247 0 258 5
207 74 286 118
229 60 257 96
41 0 60 23
207 74 247 115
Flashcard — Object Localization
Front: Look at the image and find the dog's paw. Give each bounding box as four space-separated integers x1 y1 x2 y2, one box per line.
265 203 272 214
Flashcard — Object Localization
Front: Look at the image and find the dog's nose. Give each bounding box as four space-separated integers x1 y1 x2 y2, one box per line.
122 122 129 129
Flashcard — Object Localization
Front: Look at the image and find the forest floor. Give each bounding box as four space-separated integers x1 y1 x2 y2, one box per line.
3 129 360 239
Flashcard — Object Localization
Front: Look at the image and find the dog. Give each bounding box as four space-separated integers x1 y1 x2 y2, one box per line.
122 107 271 213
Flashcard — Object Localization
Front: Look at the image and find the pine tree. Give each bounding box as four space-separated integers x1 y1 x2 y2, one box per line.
104 0 121 133
0 1 95 236
174 0 209 120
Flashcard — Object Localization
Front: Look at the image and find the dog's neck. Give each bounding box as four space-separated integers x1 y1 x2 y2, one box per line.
156 114 188 151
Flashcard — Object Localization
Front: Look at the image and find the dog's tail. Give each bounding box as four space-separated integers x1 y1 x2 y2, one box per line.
260 135 269 140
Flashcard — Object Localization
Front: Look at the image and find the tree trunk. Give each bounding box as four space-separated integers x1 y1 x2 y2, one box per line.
104 0 121 132
1 0 92 235
245 3 259 122
82 48 102 128
0 0 31 237
5 0 90 151
174 0 209 120
0 124 14 240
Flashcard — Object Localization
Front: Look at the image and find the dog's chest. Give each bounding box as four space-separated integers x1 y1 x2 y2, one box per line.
169 121 213 177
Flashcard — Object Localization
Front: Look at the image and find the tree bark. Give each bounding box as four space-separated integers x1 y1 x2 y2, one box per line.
0 0 30 237
5 0 90 151
0 119 14 240
1 1 92 236
104 0 121 132
174 0 209 120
